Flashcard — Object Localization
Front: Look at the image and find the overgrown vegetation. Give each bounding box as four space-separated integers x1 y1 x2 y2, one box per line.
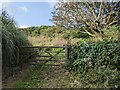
19 26 90 39
19 22 119 39
66 39 120 88
1 10 32 79
2 1 120 88
68 40 120 72
5 24 119 88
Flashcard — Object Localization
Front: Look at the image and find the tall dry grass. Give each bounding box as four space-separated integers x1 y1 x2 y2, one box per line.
28 35 80 46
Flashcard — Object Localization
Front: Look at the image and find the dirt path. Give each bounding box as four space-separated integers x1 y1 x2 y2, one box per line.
2 61 79 88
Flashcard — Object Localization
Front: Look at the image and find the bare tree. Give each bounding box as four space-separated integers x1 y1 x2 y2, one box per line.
51 1 120 41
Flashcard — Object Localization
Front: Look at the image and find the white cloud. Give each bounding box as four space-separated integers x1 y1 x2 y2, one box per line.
19 6 28 12
19 25 30 28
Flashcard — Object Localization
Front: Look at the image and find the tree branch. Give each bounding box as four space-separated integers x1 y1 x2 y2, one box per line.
97 2 102 20
86 2 97 21
84 29 96 37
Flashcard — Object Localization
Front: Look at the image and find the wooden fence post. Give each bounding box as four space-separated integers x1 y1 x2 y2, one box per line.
65 37 71 61
67 45 70 61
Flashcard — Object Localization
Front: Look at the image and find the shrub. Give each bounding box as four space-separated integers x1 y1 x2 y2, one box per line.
32 29 40 36
67 39 120 88
67 39 120 73
76 68 120 88
105 25 118 40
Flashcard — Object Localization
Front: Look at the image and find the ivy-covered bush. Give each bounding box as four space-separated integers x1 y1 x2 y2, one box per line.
67 40 120 88
67 40 120 73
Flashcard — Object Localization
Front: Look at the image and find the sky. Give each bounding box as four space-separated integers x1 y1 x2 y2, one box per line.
1 0 118 28
2 1 58 28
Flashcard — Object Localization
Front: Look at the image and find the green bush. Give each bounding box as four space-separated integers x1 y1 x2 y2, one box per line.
67 39 120 88
32 29 40 36
67 40 120 73
19 25 51 36
62 29 90 39
62 30 70 39
105 25 118 40
76 68 120 88
19 25 91 39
